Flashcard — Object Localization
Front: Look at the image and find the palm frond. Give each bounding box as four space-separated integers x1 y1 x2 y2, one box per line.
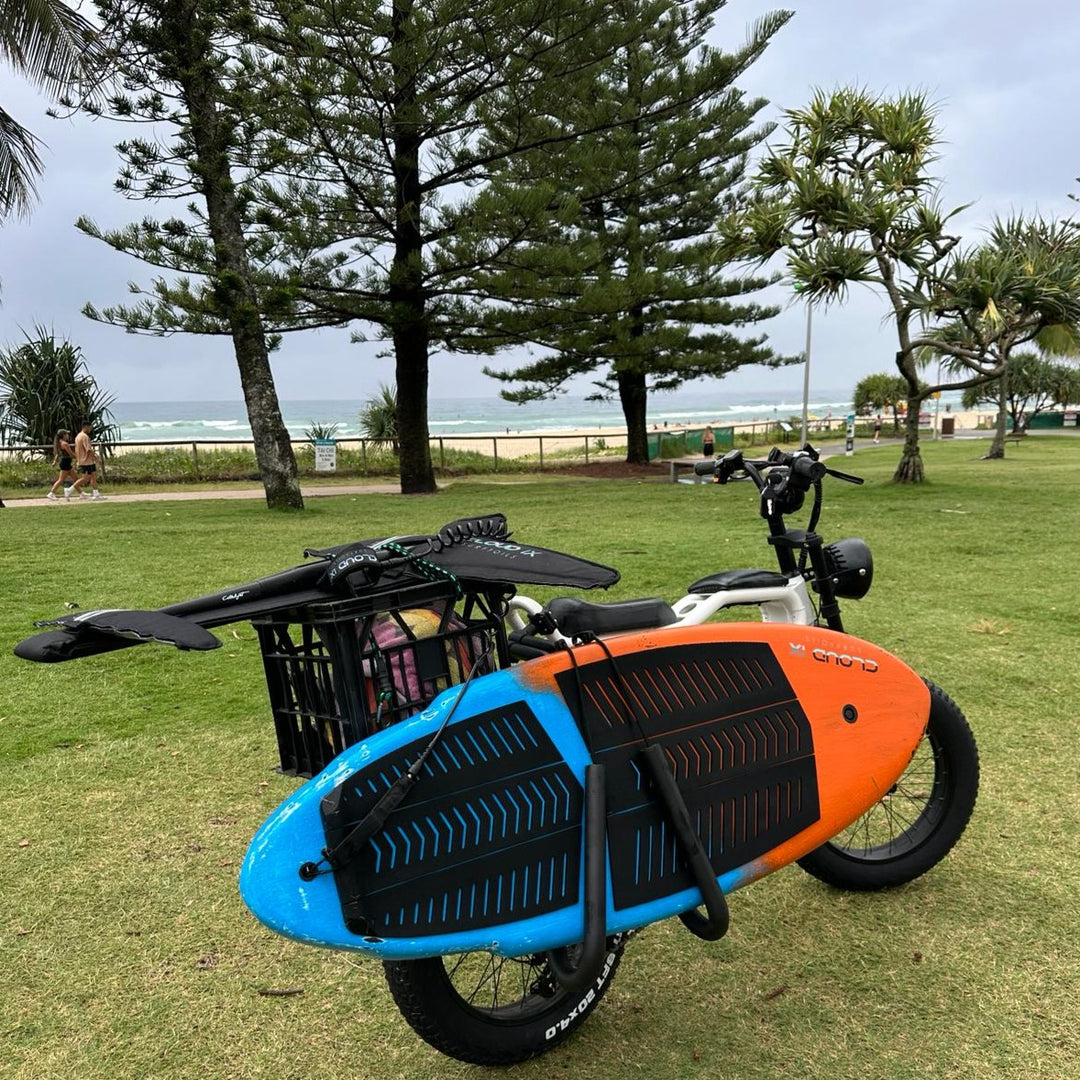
0 104 43 219
0 0 103 93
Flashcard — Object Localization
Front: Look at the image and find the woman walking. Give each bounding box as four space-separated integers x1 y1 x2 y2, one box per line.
46 429 77 500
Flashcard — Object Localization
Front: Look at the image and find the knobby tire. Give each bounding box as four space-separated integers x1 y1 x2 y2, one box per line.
797 680 979 890
382 938 626 1065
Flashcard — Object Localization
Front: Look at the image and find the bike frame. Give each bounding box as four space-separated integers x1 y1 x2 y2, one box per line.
507 574 816 637
506 446 862 644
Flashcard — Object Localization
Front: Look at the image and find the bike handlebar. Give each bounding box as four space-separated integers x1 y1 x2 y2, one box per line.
695 445 863 490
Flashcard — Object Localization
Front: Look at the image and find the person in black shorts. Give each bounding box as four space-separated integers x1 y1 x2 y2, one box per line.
69 421 106 500
47 429 78 500
702 425 715 457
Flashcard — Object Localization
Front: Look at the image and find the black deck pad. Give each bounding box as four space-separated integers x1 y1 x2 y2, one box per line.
555 640 820 910
320 701 583 939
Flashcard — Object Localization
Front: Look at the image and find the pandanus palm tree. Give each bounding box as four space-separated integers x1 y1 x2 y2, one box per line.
1 0 103 226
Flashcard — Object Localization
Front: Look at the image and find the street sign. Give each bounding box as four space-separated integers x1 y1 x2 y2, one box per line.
314 439 337 472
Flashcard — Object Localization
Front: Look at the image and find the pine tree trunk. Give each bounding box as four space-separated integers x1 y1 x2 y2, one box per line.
618 367 649 464
389 0 436 495
891 399 925 483
172 2 302 510
394 329 435 493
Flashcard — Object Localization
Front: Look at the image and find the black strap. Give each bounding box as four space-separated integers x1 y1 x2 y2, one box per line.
564 634 730 943
298 636 495 881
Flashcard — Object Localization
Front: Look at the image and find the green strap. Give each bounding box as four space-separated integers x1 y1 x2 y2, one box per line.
383 542 462 598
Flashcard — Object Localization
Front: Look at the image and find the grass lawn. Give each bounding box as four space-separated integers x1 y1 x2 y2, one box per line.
2 437 1078 1079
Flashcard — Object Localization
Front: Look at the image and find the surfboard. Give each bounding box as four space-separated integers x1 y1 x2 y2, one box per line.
239 623 929 959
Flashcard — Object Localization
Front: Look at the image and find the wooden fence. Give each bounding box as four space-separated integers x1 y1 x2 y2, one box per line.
0 418 849 473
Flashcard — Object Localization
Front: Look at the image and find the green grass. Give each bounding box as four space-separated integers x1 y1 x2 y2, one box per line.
2 437 1079 1079
0 441 629 493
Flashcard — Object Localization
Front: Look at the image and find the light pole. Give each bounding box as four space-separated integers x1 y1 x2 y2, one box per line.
933 357 942 439
800 300 813 445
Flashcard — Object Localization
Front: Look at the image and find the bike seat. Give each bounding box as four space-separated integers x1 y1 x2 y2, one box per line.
544 596 677 636
688 569 789 594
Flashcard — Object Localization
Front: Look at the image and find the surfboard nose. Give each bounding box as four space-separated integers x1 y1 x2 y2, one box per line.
239 778 354 949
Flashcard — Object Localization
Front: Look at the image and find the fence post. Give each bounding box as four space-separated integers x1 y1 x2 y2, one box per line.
191 442 200 479
539 436 544 471
361 438 368 475
584 435 590 464
493 437 499 472
439 437 445 469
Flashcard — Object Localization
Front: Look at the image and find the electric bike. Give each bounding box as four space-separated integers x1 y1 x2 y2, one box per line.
14 452 979 1066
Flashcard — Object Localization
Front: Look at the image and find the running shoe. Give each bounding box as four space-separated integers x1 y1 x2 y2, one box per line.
46 492 59 501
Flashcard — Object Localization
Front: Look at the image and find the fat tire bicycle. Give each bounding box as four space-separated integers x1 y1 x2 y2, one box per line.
15 452 979 1066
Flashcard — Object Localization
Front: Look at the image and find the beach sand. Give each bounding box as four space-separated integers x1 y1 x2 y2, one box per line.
423 409 985 459
108 410 986 459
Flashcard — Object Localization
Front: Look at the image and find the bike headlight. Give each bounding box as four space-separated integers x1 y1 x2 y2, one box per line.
821 538 874 599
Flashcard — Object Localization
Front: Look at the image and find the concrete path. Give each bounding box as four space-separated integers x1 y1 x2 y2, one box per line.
1 428 1065 509
0 481 402 509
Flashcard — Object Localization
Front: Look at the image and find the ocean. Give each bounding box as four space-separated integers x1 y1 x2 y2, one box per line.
110 388 957 444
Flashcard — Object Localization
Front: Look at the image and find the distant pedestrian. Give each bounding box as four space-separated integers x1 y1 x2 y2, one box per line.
873 415 882 444
69 421 106 500
46 429 78 501
702 425 715 457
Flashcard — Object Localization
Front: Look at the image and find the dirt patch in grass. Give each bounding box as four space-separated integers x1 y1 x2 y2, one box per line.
550 460 671 480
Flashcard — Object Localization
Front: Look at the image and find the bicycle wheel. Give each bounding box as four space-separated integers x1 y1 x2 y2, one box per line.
797 680 979 890
382 937 626 1065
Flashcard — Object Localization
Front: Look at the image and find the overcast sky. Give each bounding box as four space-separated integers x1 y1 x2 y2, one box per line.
1 0 1077 404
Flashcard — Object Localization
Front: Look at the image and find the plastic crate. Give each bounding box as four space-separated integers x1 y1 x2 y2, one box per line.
253 580 508 777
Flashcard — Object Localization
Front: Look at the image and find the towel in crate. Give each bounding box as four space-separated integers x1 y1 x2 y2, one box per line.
256 582 502 777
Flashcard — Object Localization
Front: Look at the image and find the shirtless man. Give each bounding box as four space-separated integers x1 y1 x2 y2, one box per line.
69 421 106 500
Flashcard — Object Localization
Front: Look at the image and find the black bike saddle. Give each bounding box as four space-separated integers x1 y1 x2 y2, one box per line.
544 596 677 636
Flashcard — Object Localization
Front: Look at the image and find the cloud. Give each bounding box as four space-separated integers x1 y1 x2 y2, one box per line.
2 0 1078 403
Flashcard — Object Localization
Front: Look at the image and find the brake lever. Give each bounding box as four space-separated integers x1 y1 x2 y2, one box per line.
823 466 864 485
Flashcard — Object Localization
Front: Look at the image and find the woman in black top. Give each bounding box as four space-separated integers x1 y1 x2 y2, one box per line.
47 429 77 500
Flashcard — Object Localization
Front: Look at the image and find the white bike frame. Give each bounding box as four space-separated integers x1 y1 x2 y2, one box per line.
506 571 817 644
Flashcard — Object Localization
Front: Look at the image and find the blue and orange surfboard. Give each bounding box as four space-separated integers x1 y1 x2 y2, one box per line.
239 623 928 958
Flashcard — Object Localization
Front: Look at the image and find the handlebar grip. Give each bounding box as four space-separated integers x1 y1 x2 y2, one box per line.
790 456 827 483
693 460 718 476
824 466 864 485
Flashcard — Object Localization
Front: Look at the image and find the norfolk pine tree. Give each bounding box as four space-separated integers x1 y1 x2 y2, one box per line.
242 0 744 491
743 88 1080 482
470 3 794 464
76 0 309 510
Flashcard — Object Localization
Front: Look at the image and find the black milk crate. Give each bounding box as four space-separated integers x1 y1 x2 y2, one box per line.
253 579 509 777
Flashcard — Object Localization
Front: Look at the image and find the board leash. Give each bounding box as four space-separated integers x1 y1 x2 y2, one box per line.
298 634 496 881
